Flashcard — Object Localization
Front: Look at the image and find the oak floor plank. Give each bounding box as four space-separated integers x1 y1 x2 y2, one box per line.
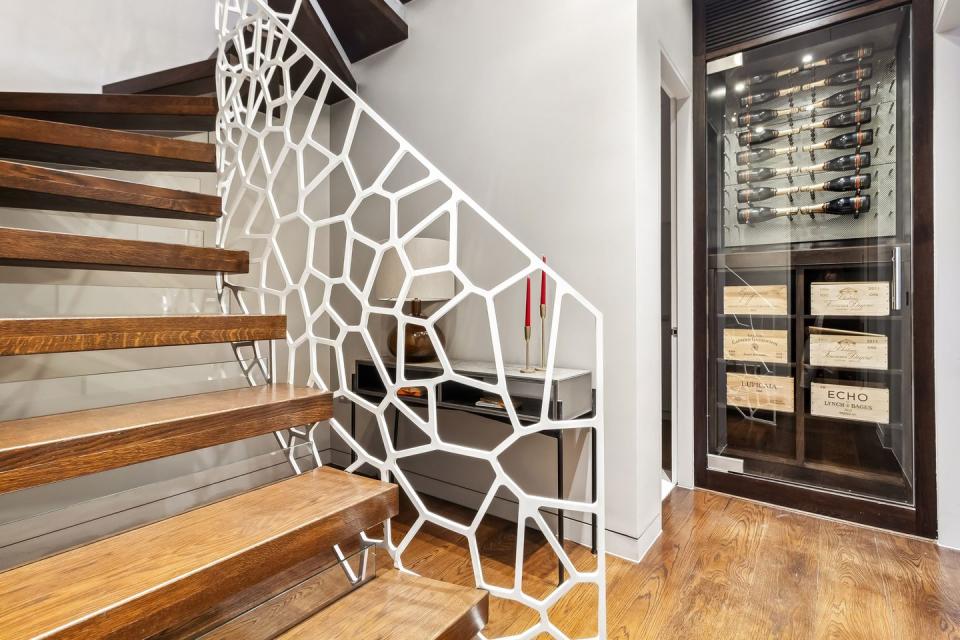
814 520 895 639
0 468 397 640
629 490 737 639
875 532 960 638
388 487 960 639
742 509 821 639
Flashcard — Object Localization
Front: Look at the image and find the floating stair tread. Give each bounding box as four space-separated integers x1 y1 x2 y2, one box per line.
313 0 408 63
0 92 217 131
276 569 489 640
0 467 399 640
103 58 217 96
0 226 247 274
0 115 215 171
0 314 285 355
268 0 357 103
0 160 221 219
0 385 332 494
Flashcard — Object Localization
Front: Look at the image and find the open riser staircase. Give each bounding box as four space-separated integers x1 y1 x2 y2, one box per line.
0 0 603 638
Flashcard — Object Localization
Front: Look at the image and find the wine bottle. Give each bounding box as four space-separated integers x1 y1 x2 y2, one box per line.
737 195 871 224
736 152 870 184
740 66 873 107
740 45 874 88
735 130 873 165
737 86 871 127
737 174 872 203
739 108 872 146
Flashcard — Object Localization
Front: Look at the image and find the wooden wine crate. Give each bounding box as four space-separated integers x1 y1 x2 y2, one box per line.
723 329 789 364
810 281 890 316
811 382 890 423
726 372 794 412
809 327 888 370
723 285 789 315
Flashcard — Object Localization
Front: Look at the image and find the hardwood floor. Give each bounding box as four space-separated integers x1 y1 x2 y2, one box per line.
390 488 960 639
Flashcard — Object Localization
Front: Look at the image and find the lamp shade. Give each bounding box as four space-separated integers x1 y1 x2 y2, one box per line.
374 238 455 302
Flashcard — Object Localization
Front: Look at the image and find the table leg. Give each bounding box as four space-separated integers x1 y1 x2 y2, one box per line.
350 399 356 466
591 426 597 555
557 433 564 585
389 407 400 484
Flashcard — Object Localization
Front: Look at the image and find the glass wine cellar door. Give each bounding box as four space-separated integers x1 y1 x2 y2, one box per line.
705 7 918 508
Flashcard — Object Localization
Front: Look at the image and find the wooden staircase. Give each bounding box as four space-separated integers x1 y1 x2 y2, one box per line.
0 14 488 633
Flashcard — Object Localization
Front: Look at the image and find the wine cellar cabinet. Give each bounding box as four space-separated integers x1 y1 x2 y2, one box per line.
694 0 935 536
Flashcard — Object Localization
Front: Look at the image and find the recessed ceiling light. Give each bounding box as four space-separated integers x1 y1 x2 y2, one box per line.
802 53 814 63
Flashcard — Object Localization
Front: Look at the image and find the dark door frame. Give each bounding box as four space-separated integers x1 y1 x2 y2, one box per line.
692 0 937 537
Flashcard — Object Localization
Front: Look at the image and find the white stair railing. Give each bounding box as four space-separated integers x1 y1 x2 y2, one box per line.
214 1 605 637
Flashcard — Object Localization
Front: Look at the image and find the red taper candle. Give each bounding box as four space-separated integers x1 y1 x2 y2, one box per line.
525 277 532 327
540 256 547 305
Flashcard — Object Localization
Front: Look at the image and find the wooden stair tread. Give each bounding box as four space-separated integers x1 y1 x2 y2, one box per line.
103 58 217 96
268 0 357 104
0 385 331 494
0 226 246 274
314 0 408 63
0 314 285 355
0 92 217 131
276 569 489 640
0 467 398 640
0 115 215 171
0 160 221 220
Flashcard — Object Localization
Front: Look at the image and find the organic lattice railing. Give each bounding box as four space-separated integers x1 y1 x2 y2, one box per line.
215 1 605 637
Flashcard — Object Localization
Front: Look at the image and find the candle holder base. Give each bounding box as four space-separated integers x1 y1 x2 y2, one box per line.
520 367 537 373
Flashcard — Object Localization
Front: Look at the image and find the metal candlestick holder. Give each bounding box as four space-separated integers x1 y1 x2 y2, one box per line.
535 303 547 371
520 325 536 373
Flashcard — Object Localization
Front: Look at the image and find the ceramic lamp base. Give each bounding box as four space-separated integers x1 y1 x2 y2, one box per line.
387 301 443 362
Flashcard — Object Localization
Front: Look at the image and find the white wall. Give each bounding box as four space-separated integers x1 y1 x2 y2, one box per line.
934 17 960 549
343 0 692 560
1 0 216 92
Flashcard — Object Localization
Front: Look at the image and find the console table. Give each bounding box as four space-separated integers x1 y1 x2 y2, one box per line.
348 358 596 585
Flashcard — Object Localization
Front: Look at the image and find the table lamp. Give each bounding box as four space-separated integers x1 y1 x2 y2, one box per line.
374 238 455 362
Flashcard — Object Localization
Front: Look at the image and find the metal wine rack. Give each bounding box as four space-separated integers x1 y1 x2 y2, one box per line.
722 50 898 248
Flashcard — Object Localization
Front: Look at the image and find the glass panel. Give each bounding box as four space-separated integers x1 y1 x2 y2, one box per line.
705 7 915 505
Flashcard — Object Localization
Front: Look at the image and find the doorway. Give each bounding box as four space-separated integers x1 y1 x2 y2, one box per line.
660 88 678 500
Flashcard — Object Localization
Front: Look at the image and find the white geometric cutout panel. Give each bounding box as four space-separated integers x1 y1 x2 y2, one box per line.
215 1 605 637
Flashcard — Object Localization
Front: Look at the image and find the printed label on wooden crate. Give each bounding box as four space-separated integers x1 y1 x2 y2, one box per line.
810 281 890 316
726 373 795 412
723 329 789 364
809 327 888 370
811 382 890 424
723 285 789 315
